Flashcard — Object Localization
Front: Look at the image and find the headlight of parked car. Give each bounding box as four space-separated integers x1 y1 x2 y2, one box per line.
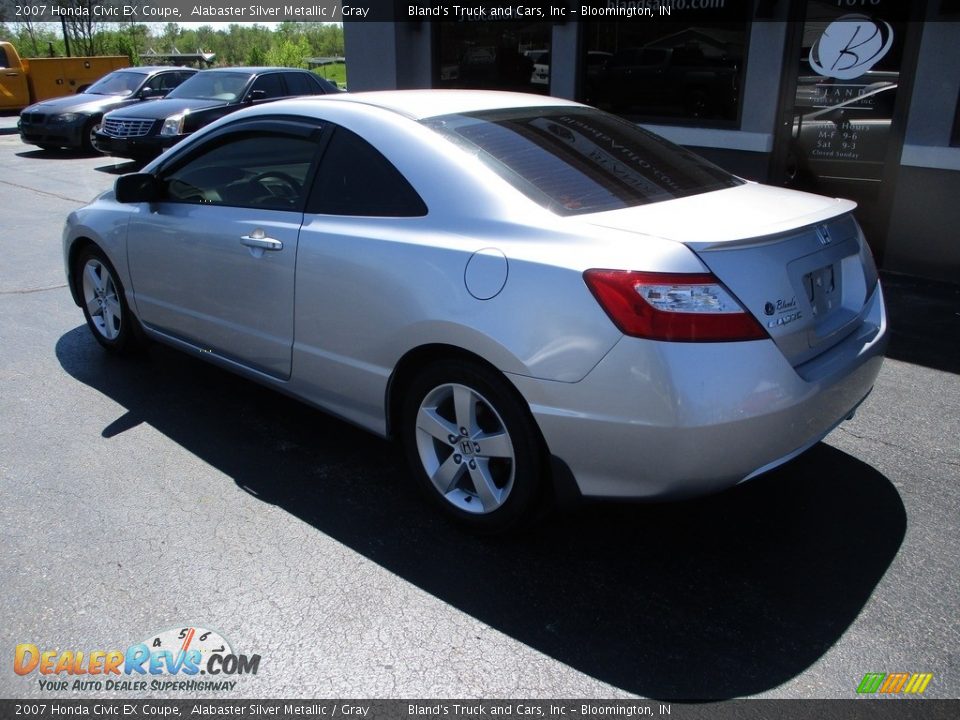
53 113 81 124
160 113 186 137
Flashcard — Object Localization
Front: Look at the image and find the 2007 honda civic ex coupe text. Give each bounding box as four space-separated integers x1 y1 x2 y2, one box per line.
63 91 887 532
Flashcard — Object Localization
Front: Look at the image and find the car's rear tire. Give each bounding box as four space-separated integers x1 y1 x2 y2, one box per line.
401 360 544 533
75 246 142 354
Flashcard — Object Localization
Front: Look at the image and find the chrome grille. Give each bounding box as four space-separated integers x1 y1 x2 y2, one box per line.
102 117 155 138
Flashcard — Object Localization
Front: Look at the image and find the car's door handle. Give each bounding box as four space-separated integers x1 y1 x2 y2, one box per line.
240 233 283 251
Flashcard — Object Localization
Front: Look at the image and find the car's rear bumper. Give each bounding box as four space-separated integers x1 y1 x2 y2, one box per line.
509 284 888 499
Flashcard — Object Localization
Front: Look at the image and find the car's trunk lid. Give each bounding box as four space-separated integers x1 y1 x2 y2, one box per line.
581 183 877 366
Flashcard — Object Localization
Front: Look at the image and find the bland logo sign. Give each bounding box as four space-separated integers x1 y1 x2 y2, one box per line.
809 13 894 80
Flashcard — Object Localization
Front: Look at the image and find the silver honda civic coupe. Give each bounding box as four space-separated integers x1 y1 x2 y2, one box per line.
64 90 887 531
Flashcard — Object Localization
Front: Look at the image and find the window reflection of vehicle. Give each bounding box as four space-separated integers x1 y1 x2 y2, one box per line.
591 45 738 119
788 75 897 187
524 50 550 86
457 44 536 91
586 51 612 79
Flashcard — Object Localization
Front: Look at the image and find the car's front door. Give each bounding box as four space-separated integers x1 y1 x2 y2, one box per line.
126 121 325 379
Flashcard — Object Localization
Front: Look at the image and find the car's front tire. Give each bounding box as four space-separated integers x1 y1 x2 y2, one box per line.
82 117 102 154
75 245 141 354
401 360 544 533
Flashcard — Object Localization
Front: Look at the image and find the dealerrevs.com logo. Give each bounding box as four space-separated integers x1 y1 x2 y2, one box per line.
14 626 260 692
857 672 934 696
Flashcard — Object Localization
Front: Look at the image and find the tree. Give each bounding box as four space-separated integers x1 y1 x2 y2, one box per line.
57 0 106 55
265 35 311 69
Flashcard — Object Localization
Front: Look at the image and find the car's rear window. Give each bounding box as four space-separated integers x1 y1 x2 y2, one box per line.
421 107 743 216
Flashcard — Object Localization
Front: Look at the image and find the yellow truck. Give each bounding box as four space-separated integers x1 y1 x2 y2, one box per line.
0 41 130 112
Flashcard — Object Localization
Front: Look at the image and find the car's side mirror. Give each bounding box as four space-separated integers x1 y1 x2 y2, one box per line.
247 89 267 103
115 173 161 203
139 87 164 100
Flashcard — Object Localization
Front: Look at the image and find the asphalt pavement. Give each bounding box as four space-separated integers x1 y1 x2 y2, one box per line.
0 113 957 702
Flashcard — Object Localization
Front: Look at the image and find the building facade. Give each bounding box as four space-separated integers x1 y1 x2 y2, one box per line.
344 0 960 283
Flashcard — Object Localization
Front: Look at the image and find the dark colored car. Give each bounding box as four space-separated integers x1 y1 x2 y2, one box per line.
17 66 196 153
94 67 340 160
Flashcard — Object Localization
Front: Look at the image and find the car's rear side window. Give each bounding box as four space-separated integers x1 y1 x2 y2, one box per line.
422 107 742 216
308 127 427 217
284 72 321 95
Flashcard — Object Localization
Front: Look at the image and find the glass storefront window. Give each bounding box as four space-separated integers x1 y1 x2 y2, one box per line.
435 22 551 95
580 16 749 125
785 0 910 262
788 3 906 188
952 90 960 147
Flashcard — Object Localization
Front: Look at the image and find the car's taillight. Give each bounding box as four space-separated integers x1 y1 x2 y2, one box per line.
583 270 768 342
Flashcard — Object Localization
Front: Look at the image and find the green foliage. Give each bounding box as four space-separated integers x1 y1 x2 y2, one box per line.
265 35 311 69
247 45 266 67
313 64 347 90
0 21 344 68
1 22 66 57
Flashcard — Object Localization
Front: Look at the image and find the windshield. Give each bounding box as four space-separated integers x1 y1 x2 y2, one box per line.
422 107 743 216
86 71 147 97
166 72 250 102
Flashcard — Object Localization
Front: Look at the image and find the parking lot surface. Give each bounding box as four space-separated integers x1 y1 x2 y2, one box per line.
0 114 957 701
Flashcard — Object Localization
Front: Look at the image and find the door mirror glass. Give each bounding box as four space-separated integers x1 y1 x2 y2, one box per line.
115 173 161 203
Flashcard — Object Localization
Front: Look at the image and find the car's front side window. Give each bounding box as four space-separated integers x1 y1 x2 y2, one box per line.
161 132 321 211
248 74 286 100
157 72 184 92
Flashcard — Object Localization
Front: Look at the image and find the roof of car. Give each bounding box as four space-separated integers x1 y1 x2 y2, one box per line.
106 66 186 74
131 66 196 73
199 66 310 75
301 89 585 120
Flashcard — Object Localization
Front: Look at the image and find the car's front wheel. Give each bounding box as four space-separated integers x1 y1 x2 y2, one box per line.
402 360 544 532
75 246 141 354
82 117 102 154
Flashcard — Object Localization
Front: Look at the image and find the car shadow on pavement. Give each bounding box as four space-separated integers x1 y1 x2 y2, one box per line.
16 148 99 160
56 328 907 701
94 160 144 175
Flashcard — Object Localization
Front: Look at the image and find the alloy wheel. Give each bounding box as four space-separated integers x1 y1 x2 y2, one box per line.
81 258 122 341
414 382 516 514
